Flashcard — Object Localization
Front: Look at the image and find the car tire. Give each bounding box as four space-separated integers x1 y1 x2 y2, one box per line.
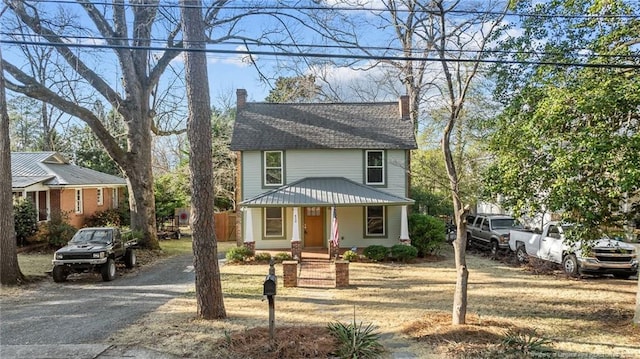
562 254 580 277
101 258 116 281
515 244 528 264
124 249 136 269
466 233 472 248
490 240 499 260
52 265 67 283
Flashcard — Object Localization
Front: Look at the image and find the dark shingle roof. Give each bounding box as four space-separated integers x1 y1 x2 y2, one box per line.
241 177 414 207
230 102 417 150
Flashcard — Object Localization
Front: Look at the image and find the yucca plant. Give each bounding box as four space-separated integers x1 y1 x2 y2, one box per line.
327 308 384 359
500 328 554 357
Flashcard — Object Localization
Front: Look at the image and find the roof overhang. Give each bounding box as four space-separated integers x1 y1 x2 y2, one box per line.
240 177 414 208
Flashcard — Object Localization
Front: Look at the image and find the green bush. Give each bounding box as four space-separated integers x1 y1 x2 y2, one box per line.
274 252 293 262
225 246 253 262
13 197 38 246
363 245 388 262
342 250 358 262
389 244 417 262
36 211 77 248
85 208 123 227
409 213 446 257
254 252 272 262
328 320 385 359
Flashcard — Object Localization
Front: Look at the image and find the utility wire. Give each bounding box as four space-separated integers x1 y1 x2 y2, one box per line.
1 39 638 69
21 0 640 19
2 32 639 60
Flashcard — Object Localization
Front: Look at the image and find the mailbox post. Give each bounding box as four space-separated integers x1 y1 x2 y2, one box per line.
263 258 277 345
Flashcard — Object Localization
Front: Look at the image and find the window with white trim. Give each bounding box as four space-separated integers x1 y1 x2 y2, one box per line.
264 151 283 186
97 188 104 206
365 206 385 236
366 150 385 185
75 189 83 214
264 207 284 237
112 188 118 208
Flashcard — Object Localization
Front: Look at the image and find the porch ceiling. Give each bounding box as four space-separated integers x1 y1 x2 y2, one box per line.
240 177 414 207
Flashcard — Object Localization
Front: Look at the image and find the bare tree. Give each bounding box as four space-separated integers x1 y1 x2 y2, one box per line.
0 43 24 286
181 0 226 319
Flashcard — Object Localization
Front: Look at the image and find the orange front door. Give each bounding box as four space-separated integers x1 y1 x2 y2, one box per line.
304 207 324 247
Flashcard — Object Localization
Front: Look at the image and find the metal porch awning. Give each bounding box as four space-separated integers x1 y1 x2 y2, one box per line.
240 177 414 208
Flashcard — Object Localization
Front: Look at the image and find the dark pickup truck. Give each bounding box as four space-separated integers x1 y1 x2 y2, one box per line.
52 227 137 282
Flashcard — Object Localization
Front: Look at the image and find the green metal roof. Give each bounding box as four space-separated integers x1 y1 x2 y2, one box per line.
240 177 414 207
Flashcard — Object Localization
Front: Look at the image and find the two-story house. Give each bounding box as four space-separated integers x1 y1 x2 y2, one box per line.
230 89 416 258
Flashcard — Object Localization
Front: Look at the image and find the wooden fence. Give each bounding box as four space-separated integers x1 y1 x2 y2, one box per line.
214 211 237 242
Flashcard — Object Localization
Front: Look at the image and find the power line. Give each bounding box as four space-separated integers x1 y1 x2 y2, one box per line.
2 38 638 69
3 32 639 60
23 0 640 19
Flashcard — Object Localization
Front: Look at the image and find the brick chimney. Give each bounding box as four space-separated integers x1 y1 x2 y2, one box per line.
236 89 247 110
399 95 410 120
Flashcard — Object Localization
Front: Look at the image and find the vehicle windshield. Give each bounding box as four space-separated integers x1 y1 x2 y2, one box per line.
491 218 523 229
69 229 113 244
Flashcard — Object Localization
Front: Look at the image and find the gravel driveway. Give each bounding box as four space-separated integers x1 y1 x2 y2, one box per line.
0 253 196 348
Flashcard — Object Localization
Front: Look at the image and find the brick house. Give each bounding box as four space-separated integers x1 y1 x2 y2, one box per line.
11 152 127 228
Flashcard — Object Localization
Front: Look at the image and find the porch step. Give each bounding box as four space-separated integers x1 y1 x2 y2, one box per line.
297 259 335 288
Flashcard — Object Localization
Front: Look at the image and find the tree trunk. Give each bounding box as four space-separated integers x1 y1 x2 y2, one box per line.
0 46 25 286
443 110 469 325
181 0 226 319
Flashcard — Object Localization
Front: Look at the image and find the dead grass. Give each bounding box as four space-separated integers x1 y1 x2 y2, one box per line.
108 246 640 358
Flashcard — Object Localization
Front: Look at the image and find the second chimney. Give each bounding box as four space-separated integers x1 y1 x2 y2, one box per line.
399 95 410 120
236 89 247 110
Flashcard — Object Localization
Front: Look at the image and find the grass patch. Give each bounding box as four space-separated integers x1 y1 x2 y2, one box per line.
17 251 53 278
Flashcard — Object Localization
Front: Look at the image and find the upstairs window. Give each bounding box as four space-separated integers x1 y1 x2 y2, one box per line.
264 151 283 186
366 150 385 185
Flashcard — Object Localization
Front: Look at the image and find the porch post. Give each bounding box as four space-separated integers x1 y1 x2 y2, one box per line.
291 207 302 260
399 205 411 244
243 208 255 254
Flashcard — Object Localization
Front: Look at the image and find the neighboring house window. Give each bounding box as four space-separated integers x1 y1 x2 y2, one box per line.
264 207 284 237
264 151 283 186
365 150 385 185
365 206 385 236
112 188 118 208
75 189 83 214
97 188 104 206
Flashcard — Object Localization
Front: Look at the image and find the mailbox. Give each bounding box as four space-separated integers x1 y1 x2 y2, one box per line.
263 274 277 296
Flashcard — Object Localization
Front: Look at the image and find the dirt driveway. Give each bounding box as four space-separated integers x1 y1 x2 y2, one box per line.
109 247 640 358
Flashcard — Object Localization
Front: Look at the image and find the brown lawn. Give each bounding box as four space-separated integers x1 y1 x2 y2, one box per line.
108 246 639 358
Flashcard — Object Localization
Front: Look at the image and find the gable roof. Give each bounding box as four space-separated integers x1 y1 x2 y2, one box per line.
11 152 126 189
230 101 417 151
241 177 414 207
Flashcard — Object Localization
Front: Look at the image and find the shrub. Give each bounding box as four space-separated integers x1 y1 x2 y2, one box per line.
225 246 253 262
363 245 388 262
85 208 123 227
254 252 272 262
342 250 358 262
36 210 77 248
409 213 446 257
389 244 417 262
274 252 293 262
328 319 384 359
13 197 38 246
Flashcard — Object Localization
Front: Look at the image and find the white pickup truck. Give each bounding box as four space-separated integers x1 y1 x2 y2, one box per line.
509 222 638 279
